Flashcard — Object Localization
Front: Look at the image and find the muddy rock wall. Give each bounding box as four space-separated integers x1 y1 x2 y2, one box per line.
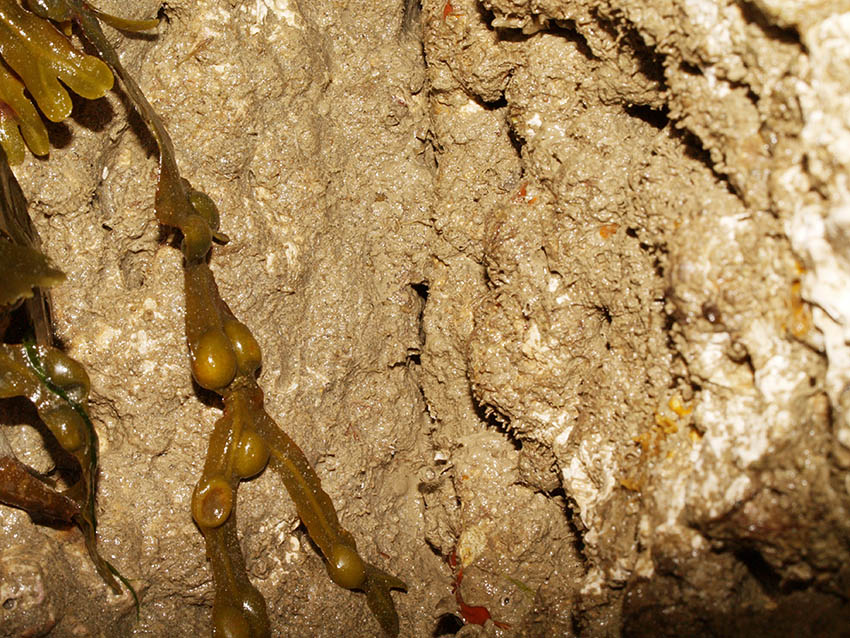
1 0 850 636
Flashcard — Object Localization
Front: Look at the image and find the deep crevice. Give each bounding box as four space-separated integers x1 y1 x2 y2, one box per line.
433 613 464 637
410 281 429 350
402 0 422 37
734 547 783 596
547 19 597 60
481 94 508 111
506 124 525 160
625 103 669 130
732 0 800 46
472 399 522 451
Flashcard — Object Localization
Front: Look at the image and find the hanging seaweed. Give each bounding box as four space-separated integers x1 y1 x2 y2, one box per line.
0 0 136 605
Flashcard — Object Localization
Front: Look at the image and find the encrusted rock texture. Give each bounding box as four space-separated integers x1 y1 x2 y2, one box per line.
2 0 850 636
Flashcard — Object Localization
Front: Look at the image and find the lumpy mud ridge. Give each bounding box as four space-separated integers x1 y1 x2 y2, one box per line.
2 1 850 636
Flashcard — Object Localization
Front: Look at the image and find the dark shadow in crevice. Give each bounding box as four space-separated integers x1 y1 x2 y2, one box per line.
411 281 429 303
621 29 667 89
734 547 782 596
562 491 589 564
41 118 73 153
2 304 43 345
472 399 522 452
732 0 800 46
545 19 597 60
474 1 497 34
733 546 813 597
678 128 716 171
663 67 743 198
410 280 429 356
433 613 464 637
506 124 525 161
625 103 669 130
156 3 172 25
668 125 738 197
549 485 566 500
406 352 421 366
625 225 669 267
679 60 702 77
190 378 227 410
482 95 508 111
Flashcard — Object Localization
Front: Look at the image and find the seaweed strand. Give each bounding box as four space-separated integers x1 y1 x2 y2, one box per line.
59 2 406 635
0 129 137 607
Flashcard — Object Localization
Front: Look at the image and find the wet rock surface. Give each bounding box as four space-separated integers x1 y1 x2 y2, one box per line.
2 0 850 636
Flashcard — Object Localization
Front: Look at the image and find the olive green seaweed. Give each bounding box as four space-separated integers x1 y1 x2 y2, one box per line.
0 236 65 311
0 140 62 342
23 339 140 609
0 0 141 610
0 337 135 599
0 0 113 163
0 154 139 617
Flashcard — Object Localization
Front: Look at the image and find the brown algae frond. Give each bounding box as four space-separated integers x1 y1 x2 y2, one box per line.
0 0 113 163
0 0 146 611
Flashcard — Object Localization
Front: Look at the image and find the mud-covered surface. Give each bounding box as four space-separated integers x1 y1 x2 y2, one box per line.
3 0 850 636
